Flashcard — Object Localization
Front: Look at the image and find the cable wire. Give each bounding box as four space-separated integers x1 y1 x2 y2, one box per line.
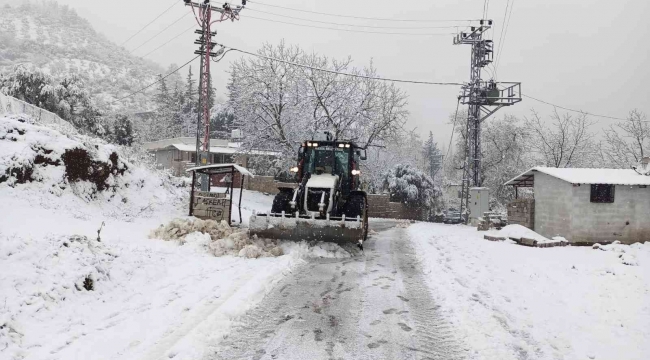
495 0 515 73
247 0 480 23
112 56 199 104
493 0 510 79
129 12 191 53
522 94 631 121
120 1 178 46
445 97 462 165
243 15 456 36
245 7 472 29
220 43 464 85
139 25 196 58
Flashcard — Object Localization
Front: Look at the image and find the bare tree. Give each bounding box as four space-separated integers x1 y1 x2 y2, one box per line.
523 109 597 168
601 109 649 168
228 42 310 157
300 54 408 148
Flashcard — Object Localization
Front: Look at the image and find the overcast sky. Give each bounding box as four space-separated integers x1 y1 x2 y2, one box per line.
44 0 650 147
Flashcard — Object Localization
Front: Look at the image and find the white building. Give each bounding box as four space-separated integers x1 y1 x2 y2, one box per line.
505 166 650 245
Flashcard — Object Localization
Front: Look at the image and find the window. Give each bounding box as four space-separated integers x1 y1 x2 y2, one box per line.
590 184 615 203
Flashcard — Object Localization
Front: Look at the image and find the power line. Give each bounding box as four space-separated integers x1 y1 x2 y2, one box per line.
493 0 510 79
247 0 480 23
245 7 472 29
243 15 456 36
495 0 515 73
219 42 464 85
129 12 191 53
445 97 462 165
522 94 632 121
139 25 196 58
112 56 199 104
120 1 178 46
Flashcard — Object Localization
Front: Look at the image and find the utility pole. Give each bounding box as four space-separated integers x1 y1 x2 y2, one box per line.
184 0 244 190
453 20 522 220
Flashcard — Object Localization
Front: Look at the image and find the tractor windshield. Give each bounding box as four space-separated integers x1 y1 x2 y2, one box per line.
304 146 350 180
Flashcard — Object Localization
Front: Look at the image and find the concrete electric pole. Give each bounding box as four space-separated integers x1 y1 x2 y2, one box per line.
453 20 522 219
184 0 244 190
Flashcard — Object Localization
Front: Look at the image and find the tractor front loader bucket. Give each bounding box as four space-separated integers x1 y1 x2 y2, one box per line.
249 212 366 246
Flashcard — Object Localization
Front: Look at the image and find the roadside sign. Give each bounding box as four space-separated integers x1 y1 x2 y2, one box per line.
192 191 230 221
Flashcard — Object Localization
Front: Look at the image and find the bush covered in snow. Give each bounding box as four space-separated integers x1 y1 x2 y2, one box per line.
383 164 440 209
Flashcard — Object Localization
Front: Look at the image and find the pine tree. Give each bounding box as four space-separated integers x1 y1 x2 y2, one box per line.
153 74 173 140
423 131 443 181
182 66 198 137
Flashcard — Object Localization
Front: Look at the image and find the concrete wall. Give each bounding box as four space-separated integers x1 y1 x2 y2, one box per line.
507 198 535 229
570 184 650 245
367 194 426 221
533 172 650 245
533 173 573 240
245 176 297 194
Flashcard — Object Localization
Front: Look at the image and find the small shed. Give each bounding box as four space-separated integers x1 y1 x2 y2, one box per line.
505 167 650 245
186 164 254 225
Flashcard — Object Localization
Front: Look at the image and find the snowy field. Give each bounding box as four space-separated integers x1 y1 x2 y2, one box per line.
409 223 650 360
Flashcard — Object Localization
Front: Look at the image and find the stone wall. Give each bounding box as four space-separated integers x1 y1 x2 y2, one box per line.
534 173 574 241
245 176 297 194
367 194 426 221
570 183 650 245
507 198 535 230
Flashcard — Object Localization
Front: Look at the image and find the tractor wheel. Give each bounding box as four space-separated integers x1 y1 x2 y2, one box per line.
271 191 293 214
345 194 368 241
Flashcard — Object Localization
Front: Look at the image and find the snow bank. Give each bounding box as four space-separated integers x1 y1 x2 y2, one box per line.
0 115 185 220
408 223 650 360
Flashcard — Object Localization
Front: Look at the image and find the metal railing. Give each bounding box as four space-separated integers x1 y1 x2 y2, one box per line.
0 93 75 132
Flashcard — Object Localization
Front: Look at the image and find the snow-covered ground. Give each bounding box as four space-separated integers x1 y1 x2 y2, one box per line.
408 223 650 360
0 116 349 360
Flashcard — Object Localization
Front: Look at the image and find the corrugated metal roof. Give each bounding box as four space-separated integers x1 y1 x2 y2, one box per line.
166 144 280 156
505 167 650 186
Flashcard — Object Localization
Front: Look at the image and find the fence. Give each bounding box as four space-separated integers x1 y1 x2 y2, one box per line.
0 93 75 132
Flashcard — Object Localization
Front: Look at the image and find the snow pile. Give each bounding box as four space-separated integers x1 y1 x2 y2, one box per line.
593 241 648 266
150 218 284 258
0 115 185 219
486 224 568 245
0 233 116 354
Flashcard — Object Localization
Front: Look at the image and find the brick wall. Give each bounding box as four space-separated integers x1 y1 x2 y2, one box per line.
367 194 426 221
507 198 535 229
245 176 297 194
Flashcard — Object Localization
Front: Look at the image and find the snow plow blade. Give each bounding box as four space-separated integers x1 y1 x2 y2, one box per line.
249 213 365 245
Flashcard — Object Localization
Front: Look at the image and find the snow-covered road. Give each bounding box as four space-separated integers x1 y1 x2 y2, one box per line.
205 220 465 360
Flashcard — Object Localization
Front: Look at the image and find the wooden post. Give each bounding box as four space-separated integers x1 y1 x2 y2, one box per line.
515 186 518 199
228 166 235 225
238 175 245 223
189 171 196 216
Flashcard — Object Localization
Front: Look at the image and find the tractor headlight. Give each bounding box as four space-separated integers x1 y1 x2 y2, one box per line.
352 170 361 176
290 167 299 173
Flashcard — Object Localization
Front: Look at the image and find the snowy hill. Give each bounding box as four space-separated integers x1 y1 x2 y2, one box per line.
0 1 162 113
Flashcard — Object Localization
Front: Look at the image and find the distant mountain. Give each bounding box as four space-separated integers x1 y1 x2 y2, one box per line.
0 1 164 113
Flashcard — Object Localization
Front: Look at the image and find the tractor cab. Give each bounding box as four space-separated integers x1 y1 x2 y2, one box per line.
295 140 365 195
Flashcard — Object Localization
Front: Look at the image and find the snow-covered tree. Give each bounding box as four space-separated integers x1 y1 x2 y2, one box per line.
112 114 134 146
422 131 443 181
383 164 440 211
601 110 649 168
228 41 409 170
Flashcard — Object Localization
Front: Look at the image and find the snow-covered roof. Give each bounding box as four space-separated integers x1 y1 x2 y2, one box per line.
505 167 650 186
185 163 254 177
165 143 280 156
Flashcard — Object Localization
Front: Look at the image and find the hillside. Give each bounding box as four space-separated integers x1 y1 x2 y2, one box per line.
0 1 162 113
